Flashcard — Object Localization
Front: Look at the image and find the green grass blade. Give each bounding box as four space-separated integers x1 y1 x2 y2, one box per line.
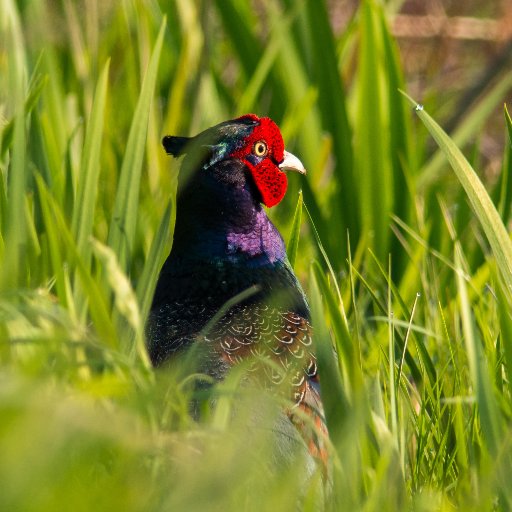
302 202 344 308
495 274 512 390
379 6 414 277
311 260 361 390
304 0 353 246
286 190 302 269
235 7 293 115
34 175 67 304
308 263 349 492
301 177 335 264
2 4 27 288
505 105 512 147
497 105 512 222
0 73 47 159
212 0 259 78
3 102 26 289
71 60 110 263
366 249 436 385
402 92 512 292
309 263 348 421
354 1 393 260
162 1 203 136
309 260 372 510
36 175 117 346
136 200 173 324
39 49 68 201
107 19 166 270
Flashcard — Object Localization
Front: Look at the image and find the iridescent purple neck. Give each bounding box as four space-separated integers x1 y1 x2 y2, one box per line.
172 177 287 267
226 208 286 265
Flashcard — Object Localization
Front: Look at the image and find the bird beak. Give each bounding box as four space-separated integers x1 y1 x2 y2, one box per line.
279 150 306 175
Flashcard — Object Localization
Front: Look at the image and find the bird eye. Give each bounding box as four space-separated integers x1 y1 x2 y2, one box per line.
253 140 268 157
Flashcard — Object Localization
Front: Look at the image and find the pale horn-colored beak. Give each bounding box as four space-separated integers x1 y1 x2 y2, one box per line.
279 150 306 175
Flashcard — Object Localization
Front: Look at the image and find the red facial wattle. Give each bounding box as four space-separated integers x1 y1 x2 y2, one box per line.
229 114 288 208
248 160 288 207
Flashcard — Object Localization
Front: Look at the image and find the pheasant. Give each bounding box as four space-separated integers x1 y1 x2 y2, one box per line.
147 113 327 472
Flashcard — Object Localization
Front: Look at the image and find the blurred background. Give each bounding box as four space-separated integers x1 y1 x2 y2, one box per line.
337 0 512 172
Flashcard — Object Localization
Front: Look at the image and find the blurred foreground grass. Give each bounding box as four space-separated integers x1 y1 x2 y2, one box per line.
1 0 512 510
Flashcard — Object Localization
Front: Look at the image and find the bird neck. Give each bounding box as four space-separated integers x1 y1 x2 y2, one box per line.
172 173 287 266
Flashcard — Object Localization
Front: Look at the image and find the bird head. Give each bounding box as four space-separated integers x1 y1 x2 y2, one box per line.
162 114 306 207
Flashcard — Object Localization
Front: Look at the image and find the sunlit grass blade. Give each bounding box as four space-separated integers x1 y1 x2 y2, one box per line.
107 19 165 270
387 258 398 440
92 239 150 370
455 249 503 462
402 91 512 292
396 292 420 396
417 72 512 190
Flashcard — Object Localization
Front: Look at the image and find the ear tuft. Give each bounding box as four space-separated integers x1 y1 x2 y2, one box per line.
162 136 191 157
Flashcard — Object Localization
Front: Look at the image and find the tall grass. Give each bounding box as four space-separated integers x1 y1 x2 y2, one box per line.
1 0 512 510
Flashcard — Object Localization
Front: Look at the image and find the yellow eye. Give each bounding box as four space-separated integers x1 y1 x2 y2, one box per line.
253 140 268 157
